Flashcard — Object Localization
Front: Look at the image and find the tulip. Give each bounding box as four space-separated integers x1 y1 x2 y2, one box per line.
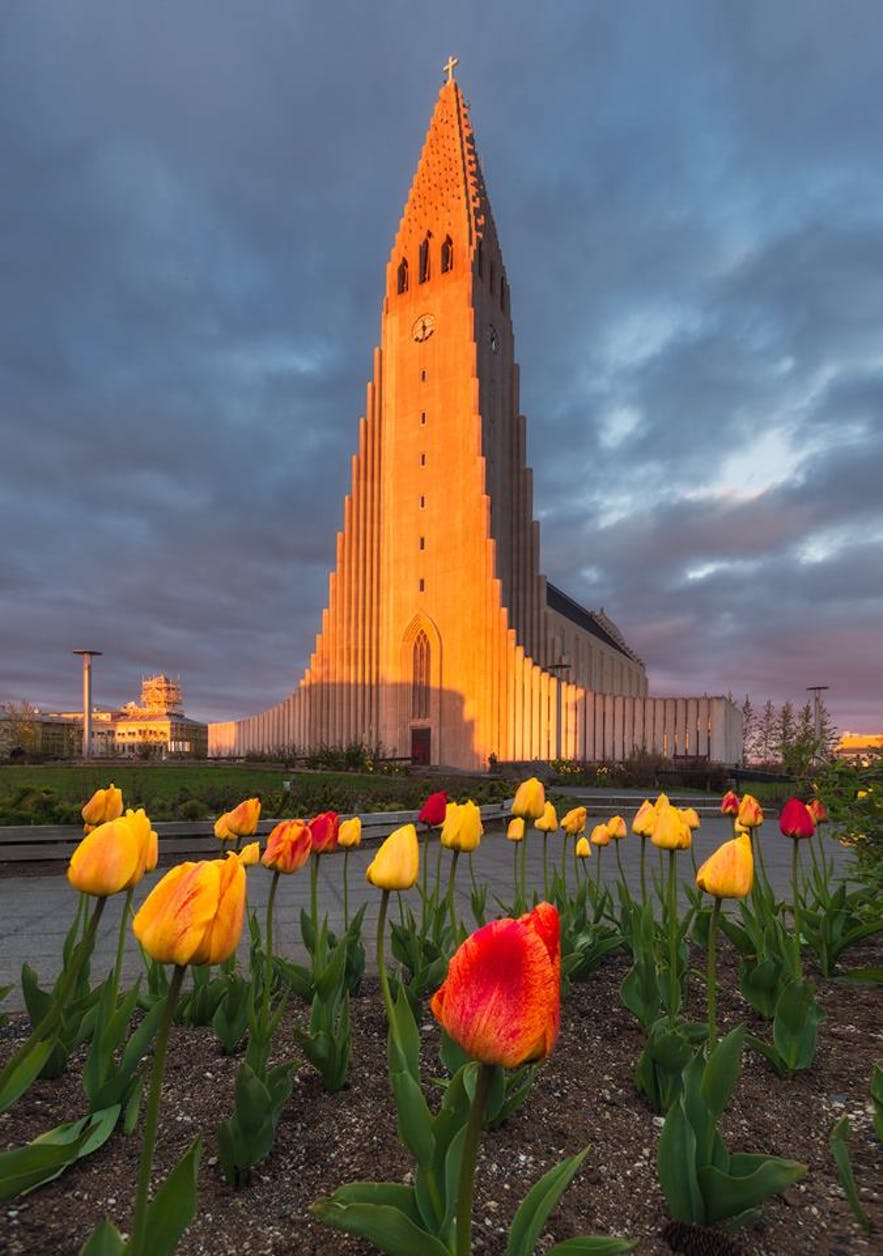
605 813 628 880
308 810 340 854
134 852 246 968
720 789 740 818
366 823 419 892
431 903 560 1256
575 836 591 859
737 794 764 829
651 804 691 1025
262 819 312 875
81 783 123 832
560 806 586 836
338 817 362 927
511 776 545 821
214 797 261 846
441 800 483 852
507 817 525 842
779 798 815 841
68 808 157 898
682 807 701 831
807 798 827 824
417 790 447 827
431 901 560 1067
507 816 526 905
590 822 610 846
695 833 754 1048
238 841 260 866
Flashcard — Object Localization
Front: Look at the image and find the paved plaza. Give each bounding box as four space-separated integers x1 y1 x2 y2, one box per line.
0 809 853 1012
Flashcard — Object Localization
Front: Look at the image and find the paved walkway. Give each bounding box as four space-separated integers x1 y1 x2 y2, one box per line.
0 816 852 1011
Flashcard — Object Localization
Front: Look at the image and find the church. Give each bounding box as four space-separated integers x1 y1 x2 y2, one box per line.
210 66 742 769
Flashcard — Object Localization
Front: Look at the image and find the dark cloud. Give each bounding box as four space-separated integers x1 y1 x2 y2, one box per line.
1 2 881 736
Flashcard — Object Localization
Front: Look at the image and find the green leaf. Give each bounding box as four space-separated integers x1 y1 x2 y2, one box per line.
507 1147 589 1256
78 1218 127 1256
701 1026 745 1119
391 986 421 1081
0 1105 118 1200
830 1114 870 1232
391 1067 435 1166
0 1039 54 1111
657 1100 704 1223
744 1033 790 1078
772 978 824 1073
142 1138 202 1254
310 1199 450 1256
321 1180 423 1223
546 1239 637 1254
834 967 883 986
699 1156 806 1225
872 1064 883 1144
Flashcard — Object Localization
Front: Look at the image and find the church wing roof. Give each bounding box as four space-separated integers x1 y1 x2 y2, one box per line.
545 582 643 664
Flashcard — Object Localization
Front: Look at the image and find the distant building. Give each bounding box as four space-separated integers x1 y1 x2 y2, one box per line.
835 732 883 765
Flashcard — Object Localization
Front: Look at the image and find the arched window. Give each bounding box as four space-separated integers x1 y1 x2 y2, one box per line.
441 235 453 273
397 257 408 294
412 630 430 719
419 233 432 284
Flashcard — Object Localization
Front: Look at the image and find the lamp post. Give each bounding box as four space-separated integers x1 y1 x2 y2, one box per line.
72 650 102 759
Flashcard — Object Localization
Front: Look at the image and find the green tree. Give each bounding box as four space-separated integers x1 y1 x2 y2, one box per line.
758 700 778 764
0 700 40 757
741 694 758 765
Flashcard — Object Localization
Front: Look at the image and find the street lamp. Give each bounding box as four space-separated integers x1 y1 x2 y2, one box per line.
72 650 103 759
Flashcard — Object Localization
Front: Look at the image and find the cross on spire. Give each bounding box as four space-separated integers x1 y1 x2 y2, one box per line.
443 55 458 83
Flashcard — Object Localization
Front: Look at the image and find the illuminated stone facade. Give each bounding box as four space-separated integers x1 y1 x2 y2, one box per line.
210 75 742 768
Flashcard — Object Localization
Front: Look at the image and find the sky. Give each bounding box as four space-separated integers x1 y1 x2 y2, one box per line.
1 1 881 736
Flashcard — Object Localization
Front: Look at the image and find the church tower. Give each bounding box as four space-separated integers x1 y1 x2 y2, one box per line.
209 66 742 769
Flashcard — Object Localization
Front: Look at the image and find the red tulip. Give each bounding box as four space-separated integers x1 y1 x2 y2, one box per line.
779 798 815 840
308 811 340 854
720 790 740 816
418 790 448 827
430 902 560 1068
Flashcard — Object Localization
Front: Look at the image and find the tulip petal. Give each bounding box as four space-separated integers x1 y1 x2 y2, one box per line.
133 861 222 966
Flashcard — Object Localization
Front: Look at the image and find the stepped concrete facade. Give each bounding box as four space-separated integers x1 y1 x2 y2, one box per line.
209 72 742 769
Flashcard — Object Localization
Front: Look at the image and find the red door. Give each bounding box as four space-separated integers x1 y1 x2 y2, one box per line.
411 727 431 765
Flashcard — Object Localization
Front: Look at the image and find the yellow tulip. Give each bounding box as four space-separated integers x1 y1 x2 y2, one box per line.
607 814 627 840
650 803 692 850
68 808 157 897
507 817 525 842
534 801 558 833
681 807 701 831
696 834 753 899
338 817 362 849
133 853 246 966
511 777 546 821
737 794 764 829
589 822 610 847
575 836 591 859
214 797 261 841
560 806 587 836
238 841 261 866
441 801 483 851
81 783 124 831
632 800 655 837
366 823 419 890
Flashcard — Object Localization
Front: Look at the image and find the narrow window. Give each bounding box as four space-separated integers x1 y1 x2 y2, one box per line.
418 578 425 594
420 411 426 425
420 369 427 382
412 630 430 717
419 452 426 467
397 257 409 294
419 536 425 550
419 495 425 508
441 235 453 273
419 233 432 284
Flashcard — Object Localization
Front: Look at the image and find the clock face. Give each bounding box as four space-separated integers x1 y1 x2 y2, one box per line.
412 313 435 343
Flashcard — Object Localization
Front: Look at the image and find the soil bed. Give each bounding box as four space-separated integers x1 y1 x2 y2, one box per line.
2 939 881 1255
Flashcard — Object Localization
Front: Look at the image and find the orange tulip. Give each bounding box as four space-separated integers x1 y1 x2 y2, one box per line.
133 853 246 966
365 823 419 890
632 800 655 837
262 819 312 874
430 902 560 1068
511 777 545 821
720 790 740 817
81 783 124 831
807 798 828 825
506 817 525 842
308 810 340 854
338 817 362 848
696 834 753 899
214 797 261 842
589 822 610 847
737 794 764 829
575 836 591 859
68 808 157 897
534 801 558 833
607 814 627 840
560 806 587 836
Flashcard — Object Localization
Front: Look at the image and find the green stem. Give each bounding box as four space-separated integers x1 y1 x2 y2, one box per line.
376 890 395 1031
130 963 186 1256
0 896 106 1105
707 897 721 1052
434 839 444 901
513 841 520 908
667 849 679 1025
639 836 647 906
446 849 461 937
310 853 319 950
420 832 429 930
111 887 134 1007
595 845 602 892
468 851 480 898
615 840 625 885
455 1061 495 1256
542 833 549 899
343 849 350 930
791 839 803 979
573 844 579 886
689 843 698 879
519 837 527 904
263 872 280 1031
397 890 407 931
754 827 770 897
560 833 569 884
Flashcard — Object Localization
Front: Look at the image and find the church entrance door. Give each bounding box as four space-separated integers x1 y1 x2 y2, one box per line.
410 727 431 765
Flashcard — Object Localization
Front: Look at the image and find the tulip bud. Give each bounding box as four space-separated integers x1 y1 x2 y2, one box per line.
651 803 692 850
737 794 764 829
238 841 261 866
338 817 362 848
534 801 558 833
575 836 591 859
214 797 261 842
696 834 753 899
807 798 828 825
511 777 545 821
560 806 587 836
308 811 340 854
589 822 610 847
417 790 448 827
133 853 247 966
365 823 419 891
681 807 701 831
262 819 312 874
81 783 124 829
68 808 157 897
720 790 740 817
632 800 655 837
779 798 815 840
607 814 627 840
506 817 525 842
